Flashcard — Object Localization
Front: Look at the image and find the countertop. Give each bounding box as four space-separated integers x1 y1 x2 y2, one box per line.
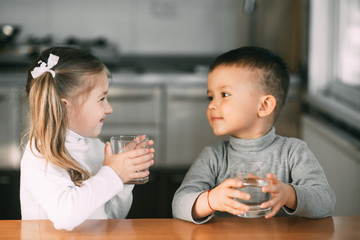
1 216 359 240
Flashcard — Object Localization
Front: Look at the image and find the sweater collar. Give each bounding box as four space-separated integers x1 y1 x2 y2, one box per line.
228 127 276 153
65 129 88 144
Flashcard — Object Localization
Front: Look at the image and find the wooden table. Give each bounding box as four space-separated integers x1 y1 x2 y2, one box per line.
0 216 359 240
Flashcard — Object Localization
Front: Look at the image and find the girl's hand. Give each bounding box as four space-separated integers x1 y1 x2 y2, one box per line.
138 134 154 147
103 142 155 183
261 173 297 219
120 135 154 152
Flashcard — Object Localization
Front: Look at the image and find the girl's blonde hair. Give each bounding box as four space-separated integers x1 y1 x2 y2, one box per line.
25 46 110 186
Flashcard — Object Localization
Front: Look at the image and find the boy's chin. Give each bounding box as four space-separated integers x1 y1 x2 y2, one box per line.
212 130 228 136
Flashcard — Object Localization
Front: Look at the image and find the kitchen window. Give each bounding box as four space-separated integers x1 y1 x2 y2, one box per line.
331 0 360 109
307 0 360 133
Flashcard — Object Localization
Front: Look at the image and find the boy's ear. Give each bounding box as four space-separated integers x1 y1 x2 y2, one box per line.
258 95 276 118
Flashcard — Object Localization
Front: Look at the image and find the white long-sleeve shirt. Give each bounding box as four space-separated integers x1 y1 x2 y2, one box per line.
20 130 134 230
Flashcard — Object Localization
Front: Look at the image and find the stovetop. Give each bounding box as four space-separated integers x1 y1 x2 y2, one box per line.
0 36 121 68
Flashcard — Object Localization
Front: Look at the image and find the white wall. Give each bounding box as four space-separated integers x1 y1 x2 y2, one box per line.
0 0 250 54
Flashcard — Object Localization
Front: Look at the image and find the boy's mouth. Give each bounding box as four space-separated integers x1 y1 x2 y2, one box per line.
211 117 223 121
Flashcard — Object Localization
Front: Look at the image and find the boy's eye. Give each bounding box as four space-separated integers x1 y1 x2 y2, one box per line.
222 92 230 97
100 97 106 101
207 96 213 101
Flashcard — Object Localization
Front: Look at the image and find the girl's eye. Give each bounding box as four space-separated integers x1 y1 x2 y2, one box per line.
222 92 230 97
207 96 213 101
100 97 106 101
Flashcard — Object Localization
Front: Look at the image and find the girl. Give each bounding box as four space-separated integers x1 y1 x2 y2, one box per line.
20 46 155 230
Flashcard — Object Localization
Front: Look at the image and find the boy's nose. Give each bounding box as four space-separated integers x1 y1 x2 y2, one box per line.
208 102 217 110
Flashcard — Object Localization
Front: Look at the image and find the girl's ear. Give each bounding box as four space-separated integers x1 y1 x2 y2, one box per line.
61 98 69 107
258 95 276 118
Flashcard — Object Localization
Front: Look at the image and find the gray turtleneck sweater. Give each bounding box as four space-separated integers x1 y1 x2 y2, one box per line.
172 127 336 223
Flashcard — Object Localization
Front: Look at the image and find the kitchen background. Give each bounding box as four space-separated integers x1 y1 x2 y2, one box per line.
0 0 359 220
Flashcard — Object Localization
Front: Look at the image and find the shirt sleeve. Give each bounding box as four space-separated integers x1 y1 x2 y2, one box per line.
284 140 336 218
21 149 124 230
172 147 217 224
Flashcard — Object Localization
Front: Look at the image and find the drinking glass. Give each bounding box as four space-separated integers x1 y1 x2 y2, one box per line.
231 161 271 218
110 135 149 184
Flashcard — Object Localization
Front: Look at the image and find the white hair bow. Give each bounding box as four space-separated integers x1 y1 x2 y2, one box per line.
31 53 59 78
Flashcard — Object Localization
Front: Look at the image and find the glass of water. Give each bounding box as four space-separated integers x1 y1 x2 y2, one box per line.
231 161 271 218
110 135 150 184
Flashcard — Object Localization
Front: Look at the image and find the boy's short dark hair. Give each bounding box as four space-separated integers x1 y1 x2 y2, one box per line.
209 46 290 121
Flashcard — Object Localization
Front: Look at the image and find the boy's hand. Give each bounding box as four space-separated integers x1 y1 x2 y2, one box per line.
103 142 155 183
207 179 251 216
261 173 297 219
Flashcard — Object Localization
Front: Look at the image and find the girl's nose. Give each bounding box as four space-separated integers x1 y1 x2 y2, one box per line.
105 102 113 114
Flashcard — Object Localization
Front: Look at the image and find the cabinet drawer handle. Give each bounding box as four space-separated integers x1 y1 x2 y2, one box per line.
169 95 207 101
108 95 153 101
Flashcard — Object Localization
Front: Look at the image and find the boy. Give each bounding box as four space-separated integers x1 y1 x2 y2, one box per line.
172 46 335 223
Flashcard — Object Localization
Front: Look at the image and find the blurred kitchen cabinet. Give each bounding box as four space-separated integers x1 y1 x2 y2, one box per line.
101 85 164 165
165 85 227 167
0 171 21 219
0 75 26 220
0 87 22 169
104 86 162 125
127 167 188 218
127 169 162 218
101 77 228 168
